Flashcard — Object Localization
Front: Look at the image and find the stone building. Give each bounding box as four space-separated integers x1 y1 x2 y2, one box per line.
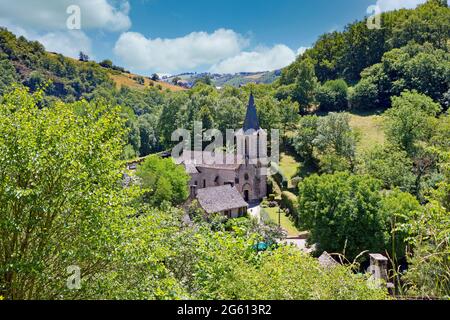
182 94 268 215
196 185 249 218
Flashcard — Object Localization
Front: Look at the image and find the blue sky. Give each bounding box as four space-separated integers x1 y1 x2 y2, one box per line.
129 0 372 50
0 0 429 75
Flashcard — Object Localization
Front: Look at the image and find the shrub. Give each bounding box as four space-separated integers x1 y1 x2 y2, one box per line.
281 191 298 218
99 59 113 69
316 79 348 111
349 78 379 111
268 176 282 198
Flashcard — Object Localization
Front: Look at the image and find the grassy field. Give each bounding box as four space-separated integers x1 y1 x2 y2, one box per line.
262 207 300 237
349 113 385 153
279 152 301 181
110 72 186 92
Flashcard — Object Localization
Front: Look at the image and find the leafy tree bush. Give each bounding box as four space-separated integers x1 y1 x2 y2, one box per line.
292 115 319 163
280 1 450 85
213 96 245 133
297 173 385 260
279 98 300 132
297 172 419 261
316 79 348 111
384 90 442 155
256 96 282 132
79 51 89 62
361 144 415 191
138 113 160 156
403 199 450 298
99 59 113 69
281 191 298 219
314 113 358 172
292 113 358 172
191 232 388 300
292 57 319 110
136 155 190 207
151 73 160 81
349 76 380 110
0 87 171 299
0 56 18 94
378 189 421 261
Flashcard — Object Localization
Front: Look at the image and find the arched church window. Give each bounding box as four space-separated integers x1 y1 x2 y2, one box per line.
244 173 249 181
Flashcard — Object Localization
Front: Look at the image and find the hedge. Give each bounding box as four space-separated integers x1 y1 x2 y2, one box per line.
281 191 298 220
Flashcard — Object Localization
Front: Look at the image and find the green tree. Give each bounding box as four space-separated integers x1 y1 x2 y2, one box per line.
138 113 159 156
279 98 300 131
213 96 245 133
292 113 357 172
403 199 450 298
136 155 190 207
297 172 385 260
278 1 450 87
256 96 282 132
316 79 349 111
314 113 358 172
0 87 171 299
191 230 388 300
0 57 18 94
292 57 319 111
195 74 213 86
292 115 319 163
401 147 450 298
378 189 421 262
349 76 380 110
384 90 442 155
361 144 415 191
99 59 113 69
297 172 420 262
78 51 89 62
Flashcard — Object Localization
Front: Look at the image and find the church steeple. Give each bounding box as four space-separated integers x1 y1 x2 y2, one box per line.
243 93 260 131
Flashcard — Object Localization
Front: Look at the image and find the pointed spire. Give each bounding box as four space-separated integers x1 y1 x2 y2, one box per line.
243 93 260 131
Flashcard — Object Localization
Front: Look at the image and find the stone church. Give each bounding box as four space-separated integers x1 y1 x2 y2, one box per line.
182 94 268 217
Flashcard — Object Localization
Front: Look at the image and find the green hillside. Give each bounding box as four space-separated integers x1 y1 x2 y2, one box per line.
276 0 449 112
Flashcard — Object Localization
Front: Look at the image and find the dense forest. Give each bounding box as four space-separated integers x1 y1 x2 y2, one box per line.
0 0 449 300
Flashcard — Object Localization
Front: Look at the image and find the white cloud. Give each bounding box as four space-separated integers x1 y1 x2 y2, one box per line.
114 29 248 73
38 31 92 59
210 45 297 74
0 0 131 32
375 0 427 12
0 19 92 59
0 0 130 59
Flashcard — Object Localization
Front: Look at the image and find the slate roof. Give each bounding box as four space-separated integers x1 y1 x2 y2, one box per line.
318 251 339 268
196 185 248 214
182 151 244 171
184 163 199 174
243 93 260 131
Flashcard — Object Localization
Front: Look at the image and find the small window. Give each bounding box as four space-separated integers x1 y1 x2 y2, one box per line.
203 180 206 188
244 173 249 181
235 178 240 184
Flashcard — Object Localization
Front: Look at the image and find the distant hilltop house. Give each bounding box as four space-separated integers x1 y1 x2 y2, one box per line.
175 79 191 88
181 94 268 218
